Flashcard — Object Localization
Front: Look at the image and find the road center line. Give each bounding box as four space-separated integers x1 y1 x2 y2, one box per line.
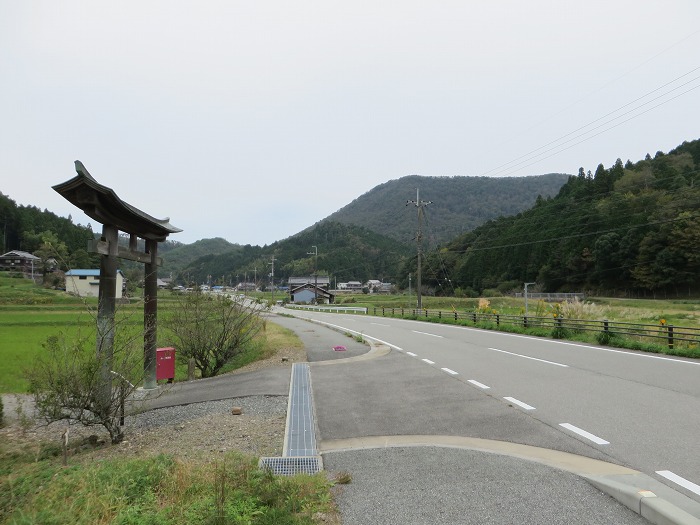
406 352 418 357
559 423 610 445
412 330 443 338
504 397 536 410
468 379 490 389
656 471 700 496
441 367 458 375
422 358 435 365
488 347 568 367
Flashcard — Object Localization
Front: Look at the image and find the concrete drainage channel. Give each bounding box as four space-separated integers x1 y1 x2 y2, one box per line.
259 363 323 475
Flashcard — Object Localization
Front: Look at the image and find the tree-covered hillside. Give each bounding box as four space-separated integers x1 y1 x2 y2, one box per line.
177 221 411 287
322 173 570 246
0 192 97 270
424 139 700 297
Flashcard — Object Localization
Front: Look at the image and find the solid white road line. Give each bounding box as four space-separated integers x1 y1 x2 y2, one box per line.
441 367 458 375
422 358 435 365
412 330 443 338
559 423 610 445
504 397 536 410
406 352 418 357
371 323 390 326
468 379 490 389
656 470 700 496
488 347 568 367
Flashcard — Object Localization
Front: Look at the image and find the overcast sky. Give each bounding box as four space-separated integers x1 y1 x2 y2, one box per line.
2 1 699 246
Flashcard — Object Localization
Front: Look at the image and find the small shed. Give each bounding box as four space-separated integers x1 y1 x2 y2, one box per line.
66 269 125 298
290 283 335 304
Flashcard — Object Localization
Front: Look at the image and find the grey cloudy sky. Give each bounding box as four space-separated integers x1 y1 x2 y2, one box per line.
2 1 699 245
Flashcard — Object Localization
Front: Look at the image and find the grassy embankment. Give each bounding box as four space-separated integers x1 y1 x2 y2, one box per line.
329 293 700 358
0 274 336 524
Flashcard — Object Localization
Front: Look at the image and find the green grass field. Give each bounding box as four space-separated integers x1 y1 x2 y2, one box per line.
3 274 700 392
0 276 300 393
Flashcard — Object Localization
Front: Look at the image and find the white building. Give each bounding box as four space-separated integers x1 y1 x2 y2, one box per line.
65 269 125 298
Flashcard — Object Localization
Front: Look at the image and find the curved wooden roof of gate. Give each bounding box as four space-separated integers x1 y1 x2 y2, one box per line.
53 161 182 242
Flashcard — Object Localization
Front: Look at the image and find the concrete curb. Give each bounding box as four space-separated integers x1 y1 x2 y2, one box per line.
320 435 700 525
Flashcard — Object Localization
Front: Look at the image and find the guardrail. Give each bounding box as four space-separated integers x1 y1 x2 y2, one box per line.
371 307 699 350
286 304 368 314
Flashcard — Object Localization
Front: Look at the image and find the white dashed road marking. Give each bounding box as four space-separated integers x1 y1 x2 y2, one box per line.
488 347 568 367
468 379 490 389
504 397 536 410
559 423 610 445
656 471 700 496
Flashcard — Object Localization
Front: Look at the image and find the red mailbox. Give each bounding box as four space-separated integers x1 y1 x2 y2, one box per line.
156 347 176 383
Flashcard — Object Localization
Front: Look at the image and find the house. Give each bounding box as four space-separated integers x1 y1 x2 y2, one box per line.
0 250 41 274
65 269 125 298
365 280 382 292
290 283 335 304
345 281 363 292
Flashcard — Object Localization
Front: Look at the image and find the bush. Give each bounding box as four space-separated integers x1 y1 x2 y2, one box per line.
559 297 608 320
596 330 618 346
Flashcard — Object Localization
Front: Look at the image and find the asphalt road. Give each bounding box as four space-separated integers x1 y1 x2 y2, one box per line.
280 308 700 520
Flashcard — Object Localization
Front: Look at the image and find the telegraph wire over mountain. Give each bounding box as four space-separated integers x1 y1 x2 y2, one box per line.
482 67 700 178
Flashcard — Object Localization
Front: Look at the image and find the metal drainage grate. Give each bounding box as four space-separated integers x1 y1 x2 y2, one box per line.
285 363 317 457
259 456 323 476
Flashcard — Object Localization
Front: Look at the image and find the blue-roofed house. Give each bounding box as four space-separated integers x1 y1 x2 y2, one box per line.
65 269 126 298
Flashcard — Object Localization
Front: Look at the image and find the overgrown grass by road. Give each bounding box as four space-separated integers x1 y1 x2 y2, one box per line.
0 448 339 524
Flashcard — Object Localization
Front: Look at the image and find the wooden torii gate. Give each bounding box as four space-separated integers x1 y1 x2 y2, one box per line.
53 161 182 390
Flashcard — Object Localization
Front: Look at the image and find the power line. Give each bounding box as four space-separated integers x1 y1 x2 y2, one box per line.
484 71 700 177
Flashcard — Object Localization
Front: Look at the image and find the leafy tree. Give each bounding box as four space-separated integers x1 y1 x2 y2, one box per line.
164 292 267 378
27 325 143 444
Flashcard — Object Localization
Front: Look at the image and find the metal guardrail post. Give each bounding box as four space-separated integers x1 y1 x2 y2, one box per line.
603 319 609 333
523 316 528 328
382 307 385 316
668 325 674 349
496 314 500 326
472 313 477 324
454 311 458 321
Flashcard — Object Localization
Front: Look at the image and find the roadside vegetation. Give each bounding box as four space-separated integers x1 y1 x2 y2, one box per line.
0 274 338 524
0 448 338 524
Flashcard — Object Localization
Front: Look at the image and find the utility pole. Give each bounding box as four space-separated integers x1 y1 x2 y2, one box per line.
269 256 276 304
407 189 431 310
524 282 536 315
307 245 318 303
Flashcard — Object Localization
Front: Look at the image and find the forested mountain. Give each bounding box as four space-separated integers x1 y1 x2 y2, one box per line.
322 173 570 246
422 139 700 297
0 192 97 270
175 221 411 286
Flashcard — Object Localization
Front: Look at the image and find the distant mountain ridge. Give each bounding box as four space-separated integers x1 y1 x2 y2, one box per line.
320 173 570 246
